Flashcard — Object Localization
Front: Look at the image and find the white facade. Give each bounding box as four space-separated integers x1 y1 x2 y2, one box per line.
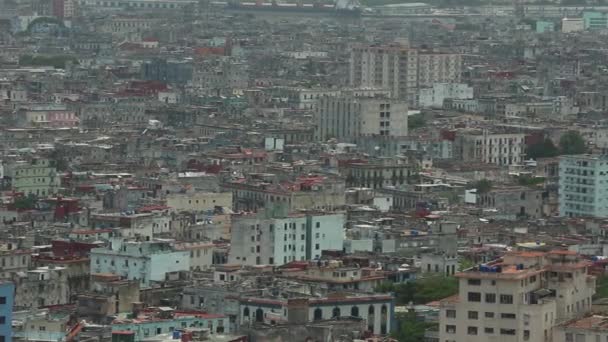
562 18 584 32
228 213 345 266
419 83 473 108
90 238 190 288
456 131 526 166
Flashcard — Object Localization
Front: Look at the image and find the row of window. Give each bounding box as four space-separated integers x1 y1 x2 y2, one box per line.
445 325 526 338
467 292 513 304
446 310 515 320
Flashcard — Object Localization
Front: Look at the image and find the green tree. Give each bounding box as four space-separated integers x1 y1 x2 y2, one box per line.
596 275 608 299
526 138 559 159
459 258 475 271
470 179 492 194
408 114 426 130
559 131 587 155
376 276 459 305
13 194 38 210
392 311 436 342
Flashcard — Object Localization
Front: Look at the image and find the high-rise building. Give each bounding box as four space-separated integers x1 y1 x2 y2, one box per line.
559 154 608 218
349 43 462 106
439 251 595 342
315 93 408 142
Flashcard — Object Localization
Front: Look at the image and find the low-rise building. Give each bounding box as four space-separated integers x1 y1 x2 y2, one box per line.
90 239 190 288
229 212 345 266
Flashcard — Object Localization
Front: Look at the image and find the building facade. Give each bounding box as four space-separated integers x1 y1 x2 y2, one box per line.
0 282 14 342
228 212 345 266
439 251 595 342
559 154 608 218
90 239 190 288
454 131 526 166
315 95 408 142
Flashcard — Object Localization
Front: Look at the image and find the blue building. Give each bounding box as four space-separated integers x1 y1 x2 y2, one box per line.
0 282 14 342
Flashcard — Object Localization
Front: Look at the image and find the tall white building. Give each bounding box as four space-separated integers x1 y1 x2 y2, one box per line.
559 154 608 218
439 250 595 342
228 212 344 266
315 94 408 142
349 43 462 106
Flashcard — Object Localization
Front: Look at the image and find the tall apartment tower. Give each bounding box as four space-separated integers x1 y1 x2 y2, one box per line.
349 42 462 106
559 154 608 218
439 251 595 342
350 44 419 102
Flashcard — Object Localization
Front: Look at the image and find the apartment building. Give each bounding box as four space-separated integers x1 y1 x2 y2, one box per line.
439 250 595 342
454 130 526 166
315 94 408 142
554 315 608 342
228 212 344 266
90 238 190 288
6 158 60 196
559 154 608 218
349 43 462 106
418 52 462 88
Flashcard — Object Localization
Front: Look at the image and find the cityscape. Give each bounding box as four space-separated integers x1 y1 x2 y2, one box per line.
1 0 608 341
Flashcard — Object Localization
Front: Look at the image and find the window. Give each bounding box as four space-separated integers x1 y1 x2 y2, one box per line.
0 297 6 305
500 295 513 304
446 310 456 318
468 311 478 319
315 244 320 250
468 292 481 302
524 330 530 341
500 329 516 335
468 327 478 335
565 333 573 342
485 327 494 334
468 279 481 285
0 317 5 324
485 293 496 303
501 313 516 319
445 325 456 334
485 312 494 318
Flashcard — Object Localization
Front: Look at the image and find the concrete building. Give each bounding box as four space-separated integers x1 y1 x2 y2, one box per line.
7 158 60 196
439 250 596 342
315 94 408 142
0 282 14 342
562 18 584 32
90 238 190 288
238 294 394 336
350 43 461 105
477 186 544 219
559 154 608 218
554 315 608 342
111 310 230 341
419 83 473 109
166 192 232 212
12 266 70 309
454 130 526 166
228 212 345 266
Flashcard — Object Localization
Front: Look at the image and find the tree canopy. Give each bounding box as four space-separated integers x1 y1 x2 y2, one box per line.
376 275 458 305
526 138 559 159
392 311 437 342
559 131 587 155
469 179 492 194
